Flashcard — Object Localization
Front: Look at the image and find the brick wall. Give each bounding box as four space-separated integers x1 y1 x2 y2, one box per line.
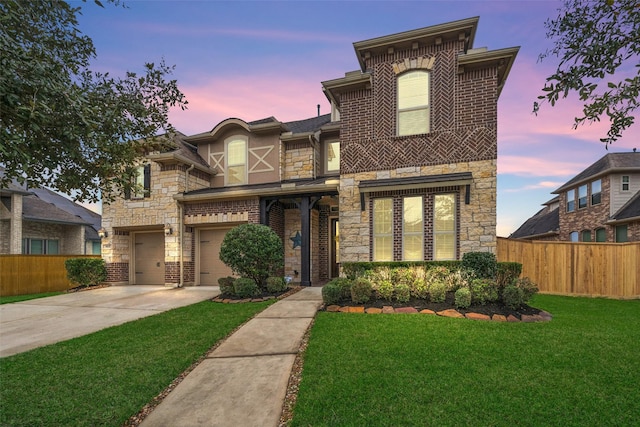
559 178 612 241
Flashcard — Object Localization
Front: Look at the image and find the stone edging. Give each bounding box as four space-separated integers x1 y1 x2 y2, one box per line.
324 305 553 322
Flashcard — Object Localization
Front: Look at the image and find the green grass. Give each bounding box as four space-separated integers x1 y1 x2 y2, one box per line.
0 300 272 427
291 295 640 426
0 292 64 304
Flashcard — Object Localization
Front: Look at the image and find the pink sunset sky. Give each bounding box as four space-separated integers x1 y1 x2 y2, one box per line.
73 0 640 236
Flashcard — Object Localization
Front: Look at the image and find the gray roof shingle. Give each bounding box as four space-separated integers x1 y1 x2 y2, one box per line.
555 152 640 193
509 207 559 239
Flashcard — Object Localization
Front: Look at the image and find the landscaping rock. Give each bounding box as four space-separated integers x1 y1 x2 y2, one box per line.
339 306 350 313
492 314 507 322
437 309 464 318
365 307 382 314
348 307 365 313
395 307 418 314
507 315 519 322
521 314 543 323
465 312 490 321
419 309 436 315
382 306 395 314
326 305 341 312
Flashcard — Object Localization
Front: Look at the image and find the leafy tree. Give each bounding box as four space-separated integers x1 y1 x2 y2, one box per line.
219 224 284 288
535 0 639 147
0 0 187 202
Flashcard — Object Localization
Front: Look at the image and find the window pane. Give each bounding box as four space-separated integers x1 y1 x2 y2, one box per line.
227 140 246 165
398 108 429 136
398 72 429 109
569 231 579 242
403 196 423 261
566 189 575 212
30 239 44 254
373 199 393 261
132 165 146 199
578 184 587 209
615 225 628 243
47 240 59 254
326 141 340 172
434 194 456 260
227 138 246 185
92 241 102 255
591 179 601 205
581 230 591 242
227 165 246 186
595 228 606 242
622 176 629 191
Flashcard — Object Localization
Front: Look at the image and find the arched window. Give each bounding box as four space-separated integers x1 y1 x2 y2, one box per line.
397 71 430 136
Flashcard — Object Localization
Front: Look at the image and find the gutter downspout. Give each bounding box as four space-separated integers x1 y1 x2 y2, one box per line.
179 164 195 287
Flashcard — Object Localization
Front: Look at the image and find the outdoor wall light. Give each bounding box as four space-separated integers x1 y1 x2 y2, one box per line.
98 228 108 238
164 224 173 236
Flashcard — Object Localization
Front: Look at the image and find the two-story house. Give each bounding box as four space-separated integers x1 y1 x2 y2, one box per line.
510 151 640 242
101 17 519 286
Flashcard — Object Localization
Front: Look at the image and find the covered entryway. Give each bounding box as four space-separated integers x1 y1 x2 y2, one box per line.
199 227 235 285
133 232 165 285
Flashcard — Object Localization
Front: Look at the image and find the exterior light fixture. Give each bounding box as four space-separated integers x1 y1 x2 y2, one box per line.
98 228 107 238
164 224 173 236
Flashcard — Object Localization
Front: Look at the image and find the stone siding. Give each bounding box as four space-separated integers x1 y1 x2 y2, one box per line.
284 141 315 180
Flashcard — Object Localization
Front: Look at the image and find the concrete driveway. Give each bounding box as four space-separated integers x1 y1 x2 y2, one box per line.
0 285 220 357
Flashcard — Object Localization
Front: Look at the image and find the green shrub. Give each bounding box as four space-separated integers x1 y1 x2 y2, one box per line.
429 280 447 303
516 277 539 303
470 278 499 305
65 258 107 288
233 277 261 298
502 284 524 310
461 252 497 279
445 269 473 292
375 280 394 302
425 265 451 283
322 281 343 305
333 277 353 300
351 277 373 304
266 276 287 293
454 287 472 309
392 267 415 286
410 277 429 299
340 261 462 280
218 276 235 296
219 224 284 289
395 283 411 303
497 262 523 286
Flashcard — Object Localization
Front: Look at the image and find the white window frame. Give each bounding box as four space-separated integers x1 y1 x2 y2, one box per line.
225 136 248 186
397 70 430 136
433 194 456 261
372 198 393 261
402 196 423 261
578 184 588 209
621 175 630 191
566 189 576 212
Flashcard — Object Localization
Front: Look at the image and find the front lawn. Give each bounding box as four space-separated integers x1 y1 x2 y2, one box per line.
0 300 272 427
0 292 64 304
291 295 640 426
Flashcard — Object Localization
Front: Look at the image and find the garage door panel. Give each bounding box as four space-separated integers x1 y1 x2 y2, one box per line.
199 228 234 286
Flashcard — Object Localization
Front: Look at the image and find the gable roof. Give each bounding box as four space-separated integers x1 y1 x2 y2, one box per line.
21 194 92 227
28 187 101 232
554 152 640 193
283 114 332 134
509 206 559 239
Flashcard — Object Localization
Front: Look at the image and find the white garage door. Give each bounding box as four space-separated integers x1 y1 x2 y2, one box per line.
199 228 235 286
134 232 165 285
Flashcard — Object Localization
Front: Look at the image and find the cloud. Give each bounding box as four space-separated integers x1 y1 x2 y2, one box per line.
503 180 564 193
498 155 582 178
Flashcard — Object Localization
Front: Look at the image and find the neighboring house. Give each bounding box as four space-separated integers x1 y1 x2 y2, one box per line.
0 171 102 255
101 17 519 286
510 151 640 242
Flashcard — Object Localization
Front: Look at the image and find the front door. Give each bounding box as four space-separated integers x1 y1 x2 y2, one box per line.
330 218 339 278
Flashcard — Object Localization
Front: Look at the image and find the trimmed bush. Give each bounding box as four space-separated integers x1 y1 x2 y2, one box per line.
461 252 497 279
455 287 472 309
351 277 373 304
340 261 462 280
502 284 524 310
233 277 261 298
516 277 539 302
470 278 499 305
65 258 107 288
410 277 429 300
322 278 353 305
429 280 447 303
395 283 411 303
497 262 523 286
375 280 394 302
219 223 284 289
266 276 287 293
218 276 235 296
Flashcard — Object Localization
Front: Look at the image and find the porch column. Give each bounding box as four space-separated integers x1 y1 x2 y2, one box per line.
259 198 268 225
300 196 311 286
9 193 23 254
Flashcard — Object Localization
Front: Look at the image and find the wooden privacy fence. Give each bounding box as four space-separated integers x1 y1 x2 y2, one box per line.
497 238 640 298
0 255 101 297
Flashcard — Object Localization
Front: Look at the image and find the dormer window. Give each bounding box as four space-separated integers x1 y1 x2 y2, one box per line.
226 136 247 186
397 70 430 136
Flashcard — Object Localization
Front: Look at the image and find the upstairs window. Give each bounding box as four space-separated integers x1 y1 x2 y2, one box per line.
128 164 150 199
591 179 601 205
226 137 247 186
397 71 430 136
566 189 576 212
326 141 340 173
621 175 630 191
578 184 588 209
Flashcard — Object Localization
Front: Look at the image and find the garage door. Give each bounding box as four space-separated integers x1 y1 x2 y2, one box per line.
199 228 235 286
134 232 165 285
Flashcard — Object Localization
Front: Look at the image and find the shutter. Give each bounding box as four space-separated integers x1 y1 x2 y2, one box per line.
143 164 151 198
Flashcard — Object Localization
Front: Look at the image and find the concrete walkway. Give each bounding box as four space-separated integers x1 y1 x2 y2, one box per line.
0 285 220 357
140 286 323 427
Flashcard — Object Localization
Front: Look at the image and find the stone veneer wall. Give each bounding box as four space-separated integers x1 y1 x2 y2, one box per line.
283 141 315 180
339 159 497 263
